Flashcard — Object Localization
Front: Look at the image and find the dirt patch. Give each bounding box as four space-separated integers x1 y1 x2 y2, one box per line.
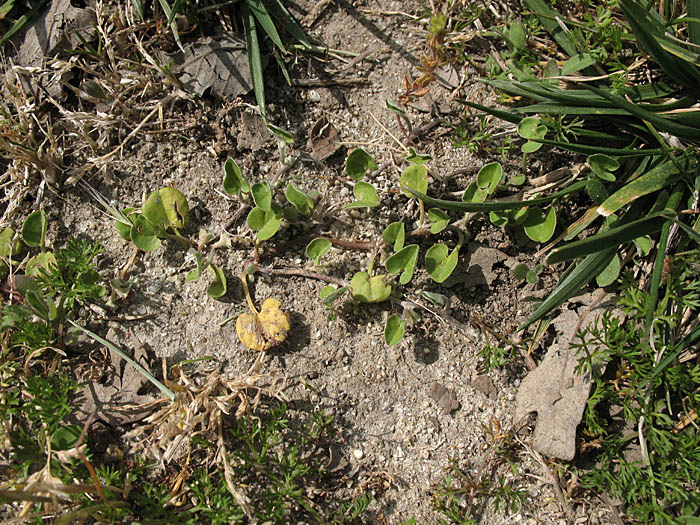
1 0 616 522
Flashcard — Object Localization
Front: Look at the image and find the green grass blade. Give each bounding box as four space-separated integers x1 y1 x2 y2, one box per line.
535 140 660 157
0 0 48 45
586 84 700 140
68 320 176 401
243 3 266 118
689 1 700 45
458 99 524 125
410 180 586 213
131 0 144 20
643 184 685 351
513 104 630 115
641 322 700 390
597 158 680 216
620 0 700 87
546 211 669 264
158 0 184 51
266 0 310 47
245 0 286 52
520 247 617 330
523 0 583 61
167 0 182 26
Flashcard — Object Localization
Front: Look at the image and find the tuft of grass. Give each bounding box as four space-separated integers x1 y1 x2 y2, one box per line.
573 254 700 522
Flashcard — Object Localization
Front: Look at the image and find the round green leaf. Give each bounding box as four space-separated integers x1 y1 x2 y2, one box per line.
26 252 57 277
400 164 429 198
321 285 349 306
521 140 543 154
382 222 405 252
305 238 332 264
130 215 161 251
476 162 503 193
207 264 227 298
586 176 609 204
523 206 557 243
518 117 546 140
251 182 273 212
385 314 406 346
596 253 621 287
406 147 432 164
344 182 380 209
385 244 419 285
489 210 510 227
22 210 47 248
512 263 529 281
247 203 283 241
425 243 460 283
462 181 487 203
345 148 377 181
142 187 189 233
428 208 449 234
51 425 82 450
350 271 391 303
223 158 250 195
588 153 619 182
285 182 314 215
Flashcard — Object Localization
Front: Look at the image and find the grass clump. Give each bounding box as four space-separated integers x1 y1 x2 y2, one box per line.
574 254 700 522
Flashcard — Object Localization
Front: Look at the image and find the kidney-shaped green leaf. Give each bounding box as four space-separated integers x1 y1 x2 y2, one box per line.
130 215 162 251
247 203 283 241
305 237 332 265
350 271 391 303
223 158 250 195
142 187 189 233
385 244 419 285
400 164 429 198
523 206 557 243
345 148 378 181
385 314 406 346
285 182 314 215
345 182 381 209
425 243 460 283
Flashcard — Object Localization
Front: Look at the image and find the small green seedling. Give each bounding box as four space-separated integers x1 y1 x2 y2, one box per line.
349 271 391 303
320 284 349 306
518 117 547 153
21 210 47 250
596 252 621 287
513 262 544 284
345 181 380 208
585 153 620 203
345 148 377 181
385 244 419 285
384 314 406 346
223 157 250 195
383 222 405 252
305 238 332 265
400 163 429 224
111 187 191 251
425 242 461 283
428 208 449 234
285 182 315 216
588 153 620 182
248 182 283 248
405 147 432 164
522 206 557 243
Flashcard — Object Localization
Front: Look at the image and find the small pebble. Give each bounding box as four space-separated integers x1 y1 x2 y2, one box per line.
309 90 321 102
353 449 364 460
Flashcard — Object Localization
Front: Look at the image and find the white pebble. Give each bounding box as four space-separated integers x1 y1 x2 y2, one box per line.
353 449 364 459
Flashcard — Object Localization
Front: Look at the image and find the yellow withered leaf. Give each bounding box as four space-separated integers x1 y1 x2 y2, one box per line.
236 298 290 351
